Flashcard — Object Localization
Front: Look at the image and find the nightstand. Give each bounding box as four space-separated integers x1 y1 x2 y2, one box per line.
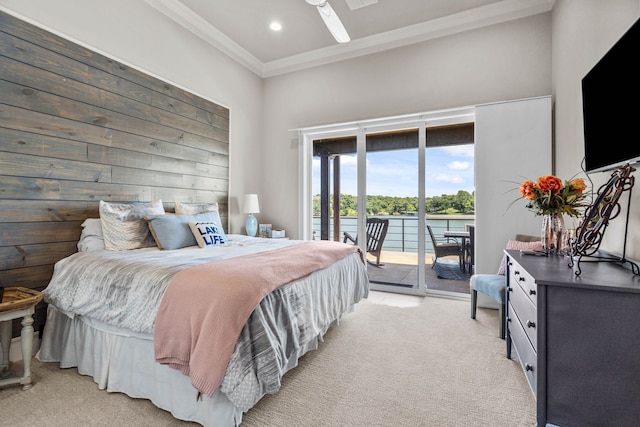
0 287 44 390
259 236 289 240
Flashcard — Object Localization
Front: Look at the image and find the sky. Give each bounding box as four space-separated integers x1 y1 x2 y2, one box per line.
312 144 475 198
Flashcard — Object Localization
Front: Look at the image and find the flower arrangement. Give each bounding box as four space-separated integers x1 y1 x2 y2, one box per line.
518 175 589 217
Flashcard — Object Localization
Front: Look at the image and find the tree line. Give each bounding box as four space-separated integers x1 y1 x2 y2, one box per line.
313 190 475 217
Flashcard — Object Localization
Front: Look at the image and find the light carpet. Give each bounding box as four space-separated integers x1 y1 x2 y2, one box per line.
0 297 535 426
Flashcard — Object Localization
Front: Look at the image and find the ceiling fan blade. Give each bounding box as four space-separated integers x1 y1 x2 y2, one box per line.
315 2 351 43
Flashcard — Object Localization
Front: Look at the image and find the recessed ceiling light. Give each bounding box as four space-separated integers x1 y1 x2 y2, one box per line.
270 22 282 31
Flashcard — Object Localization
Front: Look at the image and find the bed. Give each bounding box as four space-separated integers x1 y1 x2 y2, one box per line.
36 201 369 426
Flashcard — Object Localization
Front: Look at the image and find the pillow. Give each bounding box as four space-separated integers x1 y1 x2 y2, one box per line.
497 239 544 275
189 221 228 247
99 200 165 251
174 201 219 215
77 218 105 252
145 211 225 250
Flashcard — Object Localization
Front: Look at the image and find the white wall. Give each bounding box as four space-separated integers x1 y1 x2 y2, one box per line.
475 96 552 274
262 14 552 238
552 0 640 260
0 0 264 234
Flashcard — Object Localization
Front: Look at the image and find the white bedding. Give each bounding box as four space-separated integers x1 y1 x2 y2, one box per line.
37 235 369 426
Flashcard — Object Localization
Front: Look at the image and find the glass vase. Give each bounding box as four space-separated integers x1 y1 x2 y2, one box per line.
541 213 565 255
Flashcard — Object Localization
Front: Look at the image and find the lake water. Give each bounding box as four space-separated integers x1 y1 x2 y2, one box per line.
312 215 474 253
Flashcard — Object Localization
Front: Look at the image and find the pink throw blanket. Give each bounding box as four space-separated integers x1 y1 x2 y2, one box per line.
153 240 364 396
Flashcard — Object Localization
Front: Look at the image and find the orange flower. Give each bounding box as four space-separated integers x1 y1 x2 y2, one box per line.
519 180 537 200
513 174 590 217
537 175 563 195
568 178 587 193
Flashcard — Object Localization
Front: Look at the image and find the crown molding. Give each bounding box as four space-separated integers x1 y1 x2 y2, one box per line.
145 0 264 75
146 0 555 79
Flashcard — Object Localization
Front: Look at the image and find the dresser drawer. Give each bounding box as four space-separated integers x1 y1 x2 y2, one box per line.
508 301 537 395
509 261 537 305
508 278 538 351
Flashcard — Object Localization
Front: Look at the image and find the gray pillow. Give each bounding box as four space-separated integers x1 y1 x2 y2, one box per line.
174 201 218 215
99 200 165 251
145 211 226 250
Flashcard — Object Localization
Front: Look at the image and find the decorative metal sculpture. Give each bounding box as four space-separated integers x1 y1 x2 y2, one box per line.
569 163 639 276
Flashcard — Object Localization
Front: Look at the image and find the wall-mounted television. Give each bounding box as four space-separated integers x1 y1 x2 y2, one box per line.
582 17 640 174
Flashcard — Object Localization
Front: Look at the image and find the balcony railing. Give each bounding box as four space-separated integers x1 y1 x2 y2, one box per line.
313 215 474 253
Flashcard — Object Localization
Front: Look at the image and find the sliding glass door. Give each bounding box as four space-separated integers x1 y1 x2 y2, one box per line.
424 144 476 295
364 129 423 293
310 125 426 295
300 108 475 296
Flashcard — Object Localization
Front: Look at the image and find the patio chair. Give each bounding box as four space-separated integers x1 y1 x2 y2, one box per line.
427 224 463 269
343 218 389 267
463 224 475 272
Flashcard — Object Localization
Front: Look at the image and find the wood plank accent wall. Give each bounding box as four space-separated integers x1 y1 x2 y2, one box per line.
0 11 230 336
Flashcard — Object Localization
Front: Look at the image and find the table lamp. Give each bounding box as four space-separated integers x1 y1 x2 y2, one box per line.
243 194 260 237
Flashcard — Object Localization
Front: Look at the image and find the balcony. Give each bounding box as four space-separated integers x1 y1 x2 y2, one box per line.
314 215 474 295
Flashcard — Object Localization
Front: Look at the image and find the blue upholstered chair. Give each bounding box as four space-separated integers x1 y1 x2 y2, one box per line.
470 234 540 339
470 274 507 338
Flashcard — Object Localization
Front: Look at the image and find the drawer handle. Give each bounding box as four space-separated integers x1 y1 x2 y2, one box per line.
507 286 512 292
519 277 526 282
529 289 536 295
527 320 536 328
514 270 520 275
525 363 534 372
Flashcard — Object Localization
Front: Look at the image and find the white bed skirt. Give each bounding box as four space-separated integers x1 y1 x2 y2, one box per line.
36 304 351 427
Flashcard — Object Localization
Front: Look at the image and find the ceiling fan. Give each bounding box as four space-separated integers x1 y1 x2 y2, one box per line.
305 0 351 44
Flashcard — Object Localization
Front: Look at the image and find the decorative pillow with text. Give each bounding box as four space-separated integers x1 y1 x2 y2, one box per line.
189 221 228 247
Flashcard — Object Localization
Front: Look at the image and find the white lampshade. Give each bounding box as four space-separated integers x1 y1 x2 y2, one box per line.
243 194 260 214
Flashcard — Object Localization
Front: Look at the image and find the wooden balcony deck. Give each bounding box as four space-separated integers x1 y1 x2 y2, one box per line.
365 250 471 294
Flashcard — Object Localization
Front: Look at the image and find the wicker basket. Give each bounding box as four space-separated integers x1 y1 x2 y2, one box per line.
0 287 43 313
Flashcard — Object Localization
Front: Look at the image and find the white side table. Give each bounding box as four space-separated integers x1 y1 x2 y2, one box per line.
0 287 43 390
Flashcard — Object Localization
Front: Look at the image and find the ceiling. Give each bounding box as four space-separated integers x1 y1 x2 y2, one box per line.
145 0 554 77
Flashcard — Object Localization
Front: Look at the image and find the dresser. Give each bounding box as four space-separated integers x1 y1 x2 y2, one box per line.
505 249 640 427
